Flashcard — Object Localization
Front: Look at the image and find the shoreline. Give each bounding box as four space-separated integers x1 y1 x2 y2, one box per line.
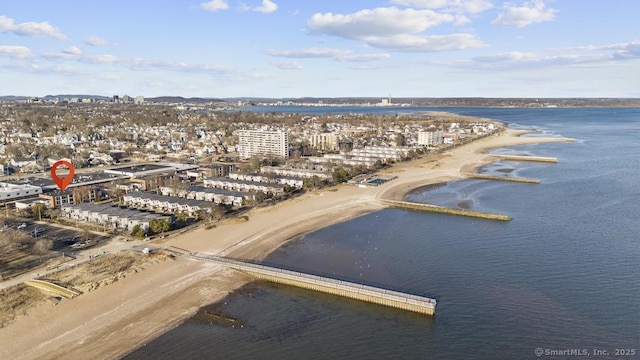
0 128 574 360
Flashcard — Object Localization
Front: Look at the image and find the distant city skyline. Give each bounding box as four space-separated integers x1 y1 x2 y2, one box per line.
1 1 638 98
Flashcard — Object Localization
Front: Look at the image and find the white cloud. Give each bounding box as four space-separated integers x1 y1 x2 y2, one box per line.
80 54 119 64
63 46 82 55
471 51 609 67
0 45 33 59
276 61 303 70
200 0 229 12
0 15 67 40
611 41 640 60
253 0 278 14
492 0 556 27
340 53 392 62
268 48 345 58
432 40 640 70
84 36 108 47
390 0 493 14
308 7 455 39
307 7 484 52
267 47 391 62
366 33 485 52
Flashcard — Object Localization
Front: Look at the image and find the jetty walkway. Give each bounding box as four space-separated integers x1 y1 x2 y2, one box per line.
382 199 511 221
489 154 558 163
191 253 437 316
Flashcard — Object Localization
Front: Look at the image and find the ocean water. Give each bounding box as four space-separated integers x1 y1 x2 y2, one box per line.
126 108 639 360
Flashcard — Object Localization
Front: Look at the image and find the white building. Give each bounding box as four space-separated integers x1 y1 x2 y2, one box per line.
260 166 331 180
417 130 444 146
310 133 339 152
238 129 289 160
0 182 42 201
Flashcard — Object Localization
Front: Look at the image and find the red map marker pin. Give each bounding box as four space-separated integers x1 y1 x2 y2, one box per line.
51 160 75 190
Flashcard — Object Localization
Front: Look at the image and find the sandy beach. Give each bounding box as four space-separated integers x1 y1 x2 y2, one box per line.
0 128 573 360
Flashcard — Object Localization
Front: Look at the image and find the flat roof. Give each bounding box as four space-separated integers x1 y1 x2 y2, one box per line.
63 203 170 222
125 191 211 208
206 177 285 189
6 172 129 191
104 163 199 177
187 185 248 198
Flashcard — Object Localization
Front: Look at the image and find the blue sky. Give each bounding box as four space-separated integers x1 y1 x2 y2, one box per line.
1 0 638 98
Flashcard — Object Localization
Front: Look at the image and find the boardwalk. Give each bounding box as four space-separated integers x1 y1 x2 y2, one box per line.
192 253 437 316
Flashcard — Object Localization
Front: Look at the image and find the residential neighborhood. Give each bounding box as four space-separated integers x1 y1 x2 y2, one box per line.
0 99 501 240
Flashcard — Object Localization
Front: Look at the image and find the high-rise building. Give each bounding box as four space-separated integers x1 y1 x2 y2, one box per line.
417 130 444 146
238 129 289 160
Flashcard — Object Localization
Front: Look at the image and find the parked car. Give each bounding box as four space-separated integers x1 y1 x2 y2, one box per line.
17 223 27 230
30 227 45 237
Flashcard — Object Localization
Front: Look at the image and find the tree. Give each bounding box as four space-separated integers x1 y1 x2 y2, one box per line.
207 204 225 223
332 167 349 184
176 212 189 223
72 186 92 204
33 239 53 254
149 218 171 234
31 203 47 220
303 175 323 190
131 225 145 238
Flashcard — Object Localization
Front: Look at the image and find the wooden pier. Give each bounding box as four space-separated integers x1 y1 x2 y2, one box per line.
192 254 437 316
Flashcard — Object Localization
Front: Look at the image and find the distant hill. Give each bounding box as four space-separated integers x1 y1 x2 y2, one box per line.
229 97 640 108
0 96 29 102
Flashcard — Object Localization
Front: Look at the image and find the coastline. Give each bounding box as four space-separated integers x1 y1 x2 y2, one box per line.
0 128 574 360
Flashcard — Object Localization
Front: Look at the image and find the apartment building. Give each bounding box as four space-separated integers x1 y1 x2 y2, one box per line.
310 133 339 152
238 129 289 160
417 130 444 146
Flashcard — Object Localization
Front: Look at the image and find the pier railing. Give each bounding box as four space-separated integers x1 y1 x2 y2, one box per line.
192 253 436 316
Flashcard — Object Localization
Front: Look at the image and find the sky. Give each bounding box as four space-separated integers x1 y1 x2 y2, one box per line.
1 0 639 98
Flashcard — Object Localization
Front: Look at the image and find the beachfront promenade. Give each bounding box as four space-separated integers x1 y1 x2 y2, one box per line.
190 253 437 316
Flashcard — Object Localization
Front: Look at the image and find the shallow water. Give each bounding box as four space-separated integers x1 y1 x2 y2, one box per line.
126 108 640 360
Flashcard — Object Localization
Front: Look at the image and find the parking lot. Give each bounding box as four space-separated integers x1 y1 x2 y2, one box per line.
3 218 112 251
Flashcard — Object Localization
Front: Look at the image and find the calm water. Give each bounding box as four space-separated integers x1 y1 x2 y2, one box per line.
126 108 639 359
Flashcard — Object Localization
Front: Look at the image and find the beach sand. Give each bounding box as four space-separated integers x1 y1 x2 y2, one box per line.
0 129 573 360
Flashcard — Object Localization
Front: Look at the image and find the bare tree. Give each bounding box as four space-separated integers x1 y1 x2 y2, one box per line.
72 186 92 204
33 239 53 254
